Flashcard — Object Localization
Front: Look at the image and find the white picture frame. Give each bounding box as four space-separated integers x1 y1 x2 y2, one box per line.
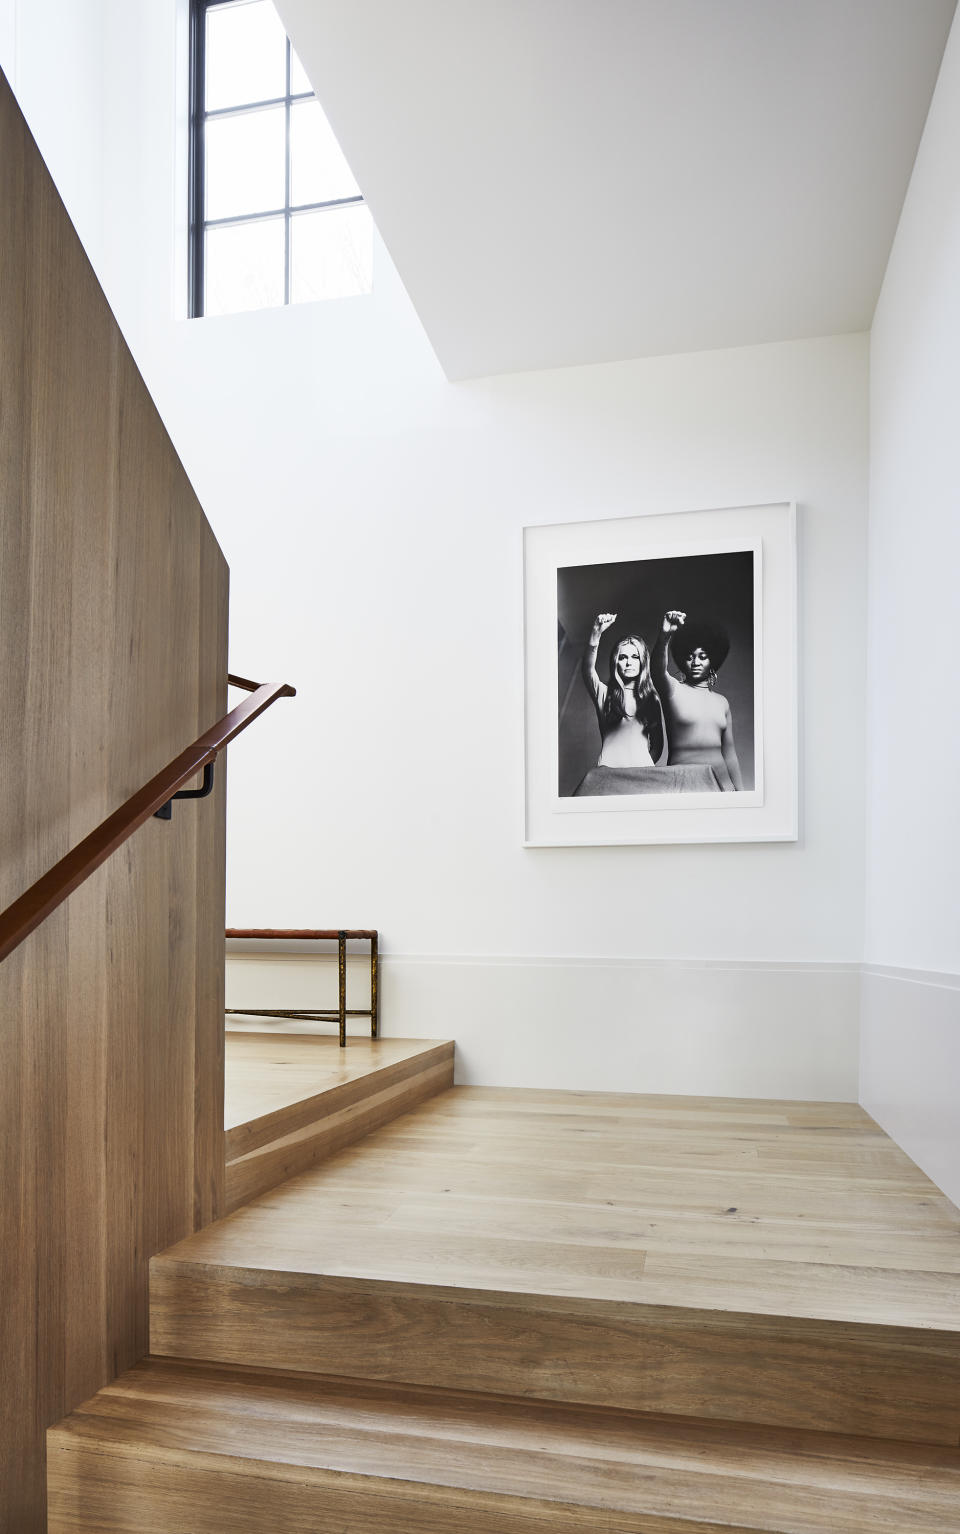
523 501 797 846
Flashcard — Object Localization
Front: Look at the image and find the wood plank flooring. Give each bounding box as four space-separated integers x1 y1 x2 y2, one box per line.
47 1358 960 1534
223 1034 453 1212
225 1034 448 1147
203 1086 960 1326
52 1088 960 1530
152 1087 960 1445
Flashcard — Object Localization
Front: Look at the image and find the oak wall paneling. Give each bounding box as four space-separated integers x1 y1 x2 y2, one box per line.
0 69 228 1533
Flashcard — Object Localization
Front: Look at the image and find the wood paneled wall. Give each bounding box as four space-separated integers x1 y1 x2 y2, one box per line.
0 71 228 1533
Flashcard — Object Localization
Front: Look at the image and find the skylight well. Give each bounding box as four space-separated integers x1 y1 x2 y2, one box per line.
190 0 373 317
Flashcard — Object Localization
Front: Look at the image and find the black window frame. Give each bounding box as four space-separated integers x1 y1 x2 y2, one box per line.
189 0 365 317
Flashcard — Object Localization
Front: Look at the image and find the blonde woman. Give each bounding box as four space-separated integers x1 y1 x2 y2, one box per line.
581 613 664 768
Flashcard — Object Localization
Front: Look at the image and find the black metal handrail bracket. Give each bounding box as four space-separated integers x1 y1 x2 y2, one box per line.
155 760 216 819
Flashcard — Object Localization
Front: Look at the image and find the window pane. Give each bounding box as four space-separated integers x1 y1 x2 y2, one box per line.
290 99 360 206
290 204 373 303
289 44 312 96
206 0 287 110
205 217 285 315
206 106 285 220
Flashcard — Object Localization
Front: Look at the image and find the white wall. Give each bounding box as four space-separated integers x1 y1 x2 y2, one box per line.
0 0 104 264
0 3 12 82
863 9 960 1202
210 321 867 1098
204 317 868 1097
2 0 869 1098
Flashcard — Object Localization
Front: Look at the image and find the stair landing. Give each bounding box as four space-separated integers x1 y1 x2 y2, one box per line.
154 1087 960 1445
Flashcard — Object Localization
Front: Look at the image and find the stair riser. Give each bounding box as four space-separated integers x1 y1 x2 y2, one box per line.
46 1440 762 1534
225 1042 454 1160
225 1057 454 1212
149 1267 960 1446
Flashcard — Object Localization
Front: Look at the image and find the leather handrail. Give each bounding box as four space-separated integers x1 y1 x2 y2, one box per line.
0 674 295 964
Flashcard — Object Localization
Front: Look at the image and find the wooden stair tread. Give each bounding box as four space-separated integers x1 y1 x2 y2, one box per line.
154 1217 960 1324
48 1359 960 1534
224 1035 454 1155
222 1035 454 1213
181 1085 960 1330
53 1091 960 1529
150 1087 960 1447
149 1258 960 1446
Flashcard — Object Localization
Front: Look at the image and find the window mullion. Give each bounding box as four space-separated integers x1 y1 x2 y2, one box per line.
284 37 291 305
191 0 370 316
189 0 206 316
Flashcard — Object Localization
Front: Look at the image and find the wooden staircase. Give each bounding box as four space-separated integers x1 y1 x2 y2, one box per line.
47 1087 960 1532
223 1033 455 1211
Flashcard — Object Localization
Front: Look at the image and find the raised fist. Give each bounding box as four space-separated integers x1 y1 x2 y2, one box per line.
590 612 617 640
662 609 686 636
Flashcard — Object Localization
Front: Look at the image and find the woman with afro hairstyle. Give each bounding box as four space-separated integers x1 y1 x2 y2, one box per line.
581 613 664 768
651 609 743 790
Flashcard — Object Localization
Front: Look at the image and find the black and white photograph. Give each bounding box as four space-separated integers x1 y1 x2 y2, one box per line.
523 502 797 846
558 549 756 799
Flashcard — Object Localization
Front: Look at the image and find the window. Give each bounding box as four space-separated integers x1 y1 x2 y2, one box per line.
189 0 373 317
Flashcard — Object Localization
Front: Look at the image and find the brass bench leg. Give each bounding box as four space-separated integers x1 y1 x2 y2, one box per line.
370 932 379 1039
338 930 347 1047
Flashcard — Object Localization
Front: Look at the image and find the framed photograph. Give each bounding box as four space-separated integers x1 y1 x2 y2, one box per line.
523 501 797 845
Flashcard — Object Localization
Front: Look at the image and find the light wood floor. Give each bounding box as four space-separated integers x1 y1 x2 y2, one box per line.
222 1033 454 1211
224 1032 442 1133
195 1086 960 1331
49 1357 960 1534
55 1091 960 1528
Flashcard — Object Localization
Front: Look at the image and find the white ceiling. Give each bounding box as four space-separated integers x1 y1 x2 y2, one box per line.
277 0 956 380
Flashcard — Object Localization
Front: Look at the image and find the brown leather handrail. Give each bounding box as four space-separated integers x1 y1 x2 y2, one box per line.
0 673 295 965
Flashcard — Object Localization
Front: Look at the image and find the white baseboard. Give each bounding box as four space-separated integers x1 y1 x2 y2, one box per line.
860 967 960 1210
225 952 960 1202
226 952 860 1101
